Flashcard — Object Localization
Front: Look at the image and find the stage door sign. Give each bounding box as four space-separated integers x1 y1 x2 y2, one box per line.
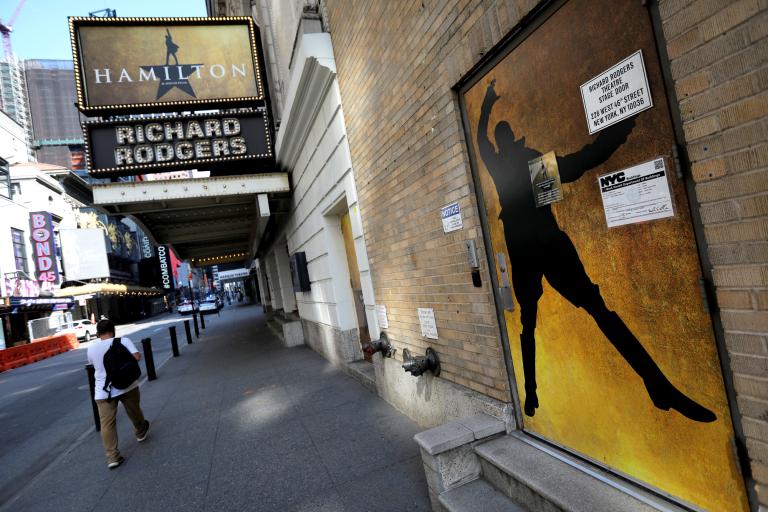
460 0 748 510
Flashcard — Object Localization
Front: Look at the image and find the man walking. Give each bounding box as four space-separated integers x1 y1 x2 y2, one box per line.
87 319 150 468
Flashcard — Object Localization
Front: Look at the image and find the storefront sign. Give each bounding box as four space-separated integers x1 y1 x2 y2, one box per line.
140 234 154 259
60 229 110 281
10 297 74 310
598 157 674 228
29 212 60 286
417 308 438 339
157 245 173 290
580 50 652 134
69 17 266 114
83 111 274 177
440 202 463 233
1 275 40 298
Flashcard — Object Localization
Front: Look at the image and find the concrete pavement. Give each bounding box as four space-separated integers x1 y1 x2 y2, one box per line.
1 304 430 512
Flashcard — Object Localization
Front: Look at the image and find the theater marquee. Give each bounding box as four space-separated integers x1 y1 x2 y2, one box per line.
83 111 274 176
69 17 267 114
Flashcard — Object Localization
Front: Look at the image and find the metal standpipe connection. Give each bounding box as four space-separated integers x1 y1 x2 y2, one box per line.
402 347 441 377
364 332 396 358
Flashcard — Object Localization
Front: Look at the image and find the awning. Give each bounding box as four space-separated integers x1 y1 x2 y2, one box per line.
92 174 291 264
54 283 165 298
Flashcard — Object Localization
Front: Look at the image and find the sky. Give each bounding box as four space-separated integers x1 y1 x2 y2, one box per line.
4 0 208 62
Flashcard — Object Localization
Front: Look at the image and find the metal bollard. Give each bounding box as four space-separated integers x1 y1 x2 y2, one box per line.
169 325 180 357
184 319 192 344
200 311 206 329
141 337 157 381
193 312 200 338
85 364 100 431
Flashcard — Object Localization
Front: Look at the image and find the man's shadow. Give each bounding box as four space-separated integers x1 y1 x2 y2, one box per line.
477 79 715 423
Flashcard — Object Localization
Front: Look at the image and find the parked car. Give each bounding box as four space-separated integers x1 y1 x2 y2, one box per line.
178 300 196 315
199 299 219 314
58 320 98 341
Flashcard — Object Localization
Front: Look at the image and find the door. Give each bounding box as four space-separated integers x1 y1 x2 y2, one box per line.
340 211 371 358
460 0 748 510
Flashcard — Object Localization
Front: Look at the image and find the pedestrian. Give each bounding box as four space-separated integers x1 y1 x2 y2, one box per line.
87 319 150 469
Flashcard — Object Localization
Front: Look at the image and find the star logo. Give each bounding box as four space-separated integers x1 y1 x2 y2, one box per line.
139 29 202 100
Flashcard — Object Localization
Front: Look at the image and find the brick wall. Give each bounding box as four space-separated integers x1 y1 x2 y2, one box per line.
658 0 768 506
325 0 767 505
322 0 535 403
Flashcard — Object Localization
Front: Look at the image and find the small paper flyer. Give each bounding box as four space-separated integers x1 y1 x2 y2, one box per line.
528 151 563 207
417 308 438 339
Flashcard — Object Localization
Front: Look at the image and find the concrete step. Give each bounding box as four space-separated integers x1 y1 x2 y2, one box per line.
344 359 376 392
439 478 528 512
475 434 689 512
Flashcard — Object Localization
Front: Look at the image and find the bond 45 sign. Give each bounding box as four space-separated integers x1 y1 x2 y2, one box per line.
83 111 274 177
69 17 268 114
29 212 60 287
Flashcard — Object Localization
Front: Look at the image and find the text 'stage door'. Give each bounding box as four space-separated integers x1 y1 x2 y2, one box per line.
461 0 748 510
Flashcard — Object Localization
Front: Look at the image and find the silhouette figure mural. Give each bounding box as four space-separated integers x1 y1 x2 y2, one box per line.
477 79 715 423
165 29 180 66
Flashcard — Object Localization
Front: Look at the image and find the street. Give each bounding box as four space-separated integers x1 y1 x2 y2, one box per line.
0 310 203 505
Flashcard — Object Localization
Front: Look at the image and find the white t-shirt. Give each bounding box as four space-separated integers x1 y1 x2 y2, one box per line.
87 336 140 400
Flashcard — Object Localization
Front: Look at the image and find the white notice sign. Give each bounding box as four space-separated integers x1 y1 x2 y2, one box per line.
580 50 653 134
376 305 389 329
440 202 463 233
417 308 438 339
598 158 674 228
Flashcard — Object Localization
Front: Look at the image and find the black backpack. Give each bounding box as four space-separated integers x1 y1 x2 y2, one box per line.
103 337 141 399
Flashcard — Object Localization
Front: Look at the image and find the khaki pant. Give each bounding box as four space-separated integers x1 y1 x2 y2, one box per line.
96 387 147 463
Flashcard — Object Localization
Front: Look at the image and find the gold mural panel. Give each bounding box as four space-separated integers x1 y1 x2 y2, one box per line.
461 0 748 510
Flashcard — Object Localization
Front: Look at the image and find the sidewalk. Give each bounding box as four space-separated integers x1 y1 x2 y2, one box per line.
4 305 430 512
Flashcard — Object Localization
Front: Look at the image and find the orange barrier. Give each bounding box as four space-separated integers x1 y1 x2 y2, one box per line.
0 334 80 372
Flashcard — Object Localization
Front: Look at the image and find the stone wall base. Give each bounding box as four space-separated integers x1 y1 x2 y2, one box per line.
300 319 363 365
372 352 515 431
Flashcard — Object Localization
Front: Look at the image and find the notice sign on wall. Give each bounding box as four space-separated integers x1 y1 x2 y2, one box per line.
417 308 438 339
598 158 674 228
440 202 463 233
580 50 652 134
376 305 389 329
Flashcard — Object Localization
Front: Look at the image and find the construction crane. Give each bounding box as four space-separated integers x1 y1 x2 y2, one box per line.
88 8 117 17
0 0 26 60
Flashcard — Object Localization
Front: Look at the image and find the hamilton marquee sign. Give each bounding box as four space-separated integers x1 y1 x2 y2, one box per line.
69 17 267 114
83 111 274 176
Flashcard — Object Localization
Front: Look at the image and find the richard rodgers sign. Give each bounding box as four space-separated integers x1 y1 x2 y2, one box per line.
83 111 274 176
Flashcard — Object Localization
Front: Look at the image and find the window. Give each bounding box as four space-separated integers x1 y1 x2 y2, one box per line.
0 158 9 199
11 229 28 274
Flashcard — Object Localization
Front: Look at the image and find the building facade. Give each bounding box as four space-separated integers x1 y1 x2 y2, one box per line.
23 59 85 168
0 58 34 163
211 1 767 510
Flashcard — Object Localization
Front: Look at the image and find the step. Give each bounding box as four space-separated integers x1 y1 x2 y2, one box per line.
439 478 528 512
344 359 376 392
476 434 689 512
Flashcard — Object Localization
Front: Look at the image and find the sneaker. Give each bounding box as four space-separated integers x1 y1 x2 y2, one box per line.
107 456 124 469
136 420 150 442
